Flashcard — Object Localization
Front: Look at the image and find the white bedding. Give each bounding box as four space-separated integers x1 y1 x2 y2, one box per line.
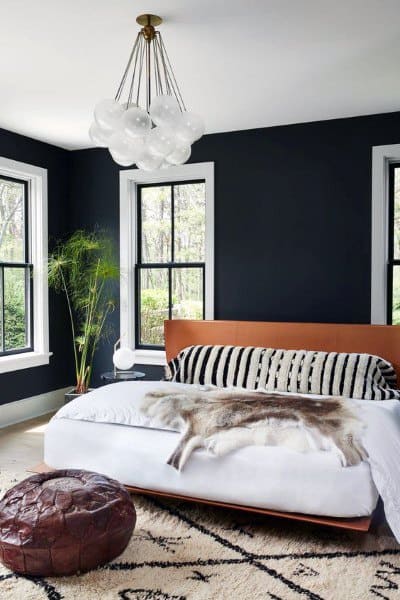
44 381 400 538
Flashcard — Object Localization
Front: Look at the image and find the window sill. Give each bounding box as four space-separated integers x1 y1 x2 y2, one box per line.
134 349 166 366
0 351 52 374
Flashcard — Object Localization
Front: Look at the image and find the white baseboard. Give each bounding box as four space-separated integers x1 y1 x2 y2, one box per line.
0 387 70 429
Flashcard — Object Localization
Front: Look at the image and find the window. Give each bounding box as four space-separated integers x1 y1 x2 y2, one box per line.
120 163 214 364
388 164 400 324
0 175 32 354
371 144 400 325
0 157 49 373
136 181 206 348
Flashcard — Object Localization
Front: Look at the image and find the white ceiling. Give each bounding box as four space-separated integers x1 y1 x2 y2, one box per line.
1 0 400 150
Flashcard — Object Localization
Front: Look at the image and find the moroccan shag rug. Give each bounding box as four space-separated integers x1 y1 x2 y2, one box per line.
1 470 400 600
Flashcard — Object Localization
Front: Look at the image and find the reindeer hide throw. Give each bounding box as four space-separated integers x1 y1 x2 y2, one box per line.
141 388 368 471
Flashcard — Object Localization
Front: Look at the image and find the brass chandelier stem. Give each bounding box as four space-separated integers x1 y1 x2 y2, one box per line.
114 14 186 113
146 33 151 113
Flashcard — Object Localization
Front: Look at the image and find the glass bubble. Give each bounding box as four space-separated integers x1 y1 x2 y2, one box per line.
88 121 111 147
175 112 205 144
166 144 191 165
109 149 135 167
150 94 181 127
136 151 164 171
94 99 124 131
122 106 151 138
146 127 176 158
108 131 145 165
109 131 132 154
126 135 146 159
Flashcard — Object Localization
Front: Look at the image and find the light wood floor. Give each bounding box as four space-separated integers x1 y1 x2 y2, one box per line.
0 414 52 472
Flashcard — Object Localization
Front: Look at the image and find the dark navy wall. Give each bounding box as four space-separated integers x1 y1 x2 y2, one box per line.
67 110 400 386
63 150 164 383
3 110 400 400
0 128 73 405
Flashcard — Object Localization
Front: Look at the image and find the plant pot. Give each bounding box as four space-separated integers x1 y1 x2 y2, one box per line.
64 388 94 404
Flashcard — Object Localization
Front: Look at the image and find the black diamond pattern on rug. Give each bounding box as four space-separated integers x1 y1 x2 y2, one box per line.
1 486 400 600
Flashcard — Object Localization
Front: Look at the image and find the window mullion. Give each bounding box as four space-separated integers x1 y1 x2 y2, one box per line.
24 180 29 263
135 264 140 347
138 261 205 268
387 163 400 325
168 266 172 320
202 265 206 319
388 164 395 264
171 183 175 263
1 265 4 352
137 185 142 264
26 265 32 349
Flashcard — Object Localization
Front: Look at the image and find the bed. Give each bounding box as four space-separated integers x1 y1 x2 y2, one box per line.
43 320 400 534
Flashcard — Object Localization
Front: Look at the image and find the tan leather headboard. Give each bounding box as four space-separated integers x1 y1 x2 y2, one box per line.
164 320 400 379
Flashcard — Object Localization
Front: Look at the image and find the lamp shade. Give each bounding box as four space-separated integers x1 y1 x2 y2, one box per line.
113 347 136 371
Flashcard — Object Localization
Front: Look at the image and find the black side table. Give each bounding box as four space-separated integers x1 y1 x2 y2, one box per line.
101 371 146 383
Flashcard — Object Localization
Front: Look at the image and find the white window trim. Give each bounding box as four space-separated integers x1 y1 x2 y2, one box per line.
0 156 50 373
120 162 214 365
371 145 400 324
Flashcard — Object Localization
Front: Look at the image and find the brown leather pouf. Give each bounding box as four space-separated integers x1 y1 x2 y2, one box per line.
0 469 136 576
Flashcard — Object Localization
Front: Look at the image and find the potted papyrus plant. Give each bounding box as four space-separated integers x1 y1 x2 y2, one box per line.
48 230 118 400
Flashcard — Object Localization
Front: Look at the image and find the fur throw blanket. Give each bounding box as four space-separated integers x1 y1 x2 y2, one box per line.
141 388 368 471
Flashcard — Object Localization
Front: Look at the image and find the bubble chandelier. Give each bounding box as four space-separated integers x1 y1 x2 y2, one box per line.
89 14 205 171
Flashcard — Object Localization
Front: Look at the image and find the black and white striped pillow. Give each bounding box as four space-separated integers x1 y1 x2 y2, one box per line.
166 345 400 400
167 345 265 390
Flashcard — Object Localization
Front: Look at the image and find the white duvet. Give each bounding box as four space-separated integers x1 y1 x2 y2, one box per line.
55 380 400 540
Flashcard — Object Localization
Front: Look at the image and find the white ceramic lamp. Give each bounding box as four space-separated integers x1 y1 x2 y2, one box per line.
113 343 136 373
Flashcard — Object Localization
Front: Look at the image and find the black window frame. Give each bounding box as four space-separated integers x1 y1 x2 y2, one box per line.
0 174 34 356
135 179 206 350
387 163 400 325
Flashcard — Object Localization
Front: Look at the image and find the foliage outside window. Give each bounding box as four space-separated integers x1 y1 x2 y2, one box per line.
137 180 206 348
389 165 400 325
0 176 32 354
